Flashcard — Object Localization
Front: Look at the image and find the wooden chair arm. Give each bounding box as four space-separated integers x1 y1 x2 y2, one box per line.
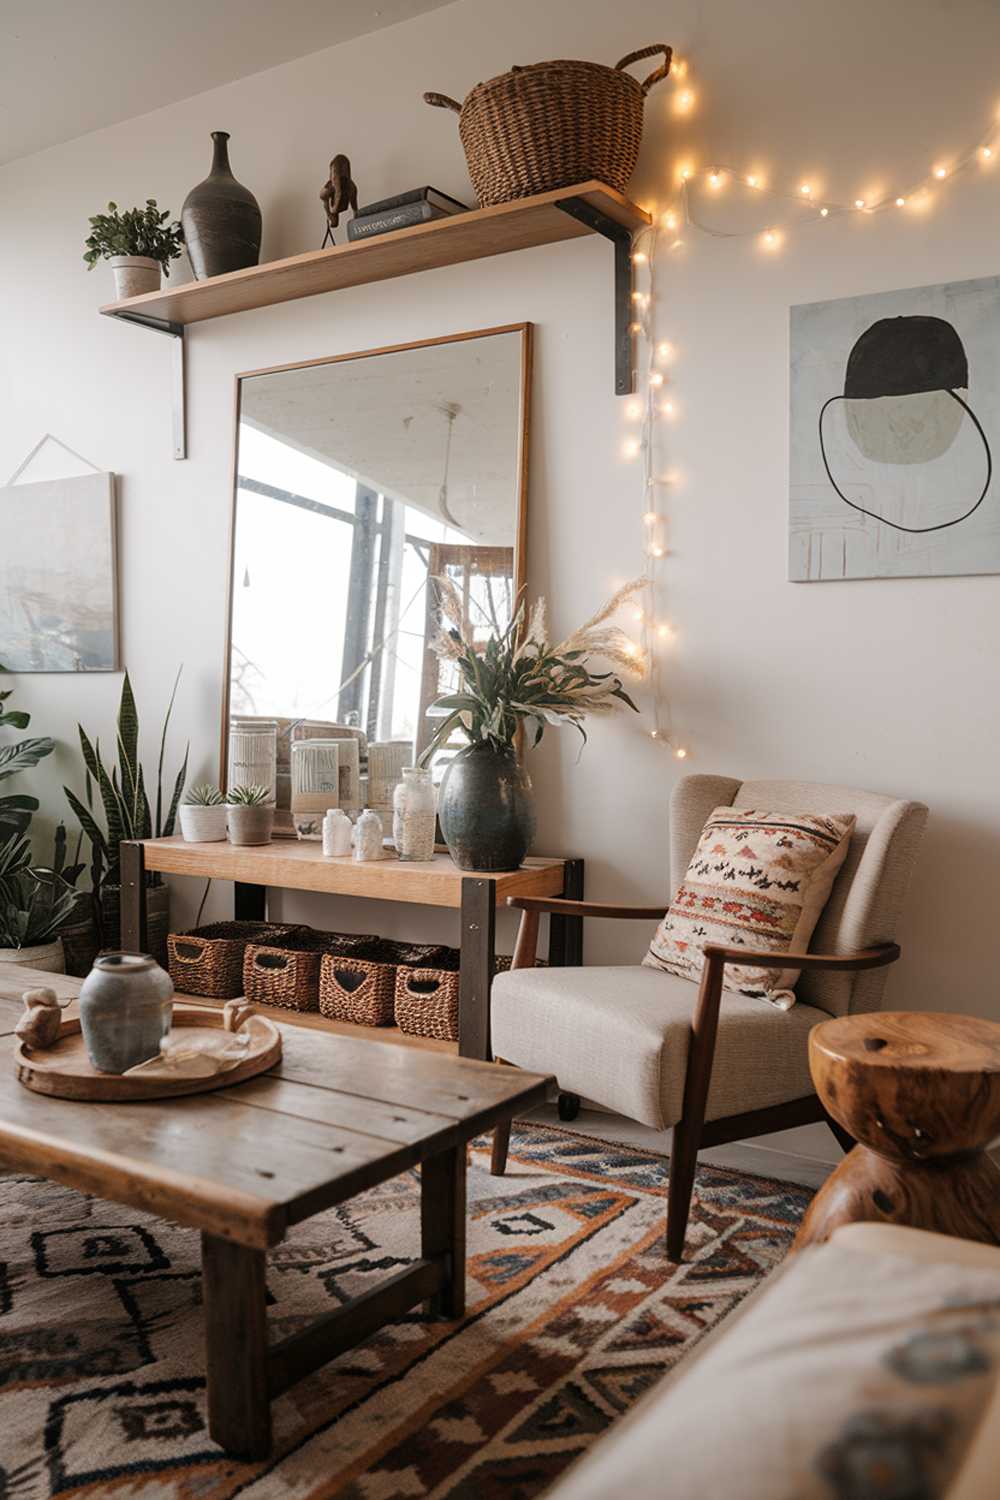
507 897 666 920
702 942 900 973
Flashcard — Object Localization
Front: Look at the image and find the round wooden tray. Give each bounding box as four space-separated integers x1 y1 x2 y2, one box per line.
15 1008 282 1102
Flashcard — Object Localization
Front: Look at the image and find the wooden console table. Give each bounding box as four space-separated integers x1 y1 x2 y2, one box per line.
120 839 582 1060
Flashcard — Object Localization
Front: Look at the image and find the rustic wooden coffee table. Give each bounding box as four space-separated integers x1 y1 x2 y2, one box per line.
0 972 550 1458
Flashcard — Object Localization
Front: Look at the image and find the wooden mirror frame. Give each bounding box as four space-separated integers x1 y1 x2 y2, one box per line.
218 322 533 818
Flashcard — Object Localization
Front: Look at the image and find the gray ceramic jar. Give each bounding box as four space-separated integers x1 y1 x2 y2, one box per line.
78 953 174 1074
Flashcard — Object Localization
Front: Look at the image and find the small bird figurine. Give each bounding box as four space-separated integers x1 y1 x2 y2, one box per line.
320 154 359 247
15 987 67 1049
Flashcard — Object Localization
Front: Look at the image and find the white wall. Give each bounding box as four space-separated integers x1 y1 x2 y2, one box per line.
2 0 999 1158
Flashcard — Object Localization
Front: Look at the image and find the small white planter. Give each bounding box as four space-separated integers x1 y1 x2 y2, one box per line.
227 805 275 847
179 803 228 843
0 939 65 973
109 255 160 299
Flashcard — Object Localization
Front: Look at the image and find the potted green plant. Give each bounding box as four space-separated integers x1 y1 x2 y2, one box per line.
83 199 184 298
64 669 188 962
421 578 643 870
179 783 227 843
226 784 274 846
0 682 77 969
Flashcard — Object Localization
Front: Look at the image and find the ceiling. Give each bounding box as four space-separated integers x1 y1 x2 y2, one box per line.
0 0 453 166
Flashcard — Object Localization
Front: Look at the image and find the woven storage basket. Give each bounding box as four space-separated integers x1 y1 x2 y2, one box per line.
394 960 461 1042
319 953 398 1027
244 929 379 1013
167 921 301 999
424 44 671 206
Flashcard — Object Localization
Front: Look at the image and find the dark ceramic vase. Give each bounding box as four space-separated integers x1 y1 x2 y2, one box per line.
182 131 261 279
437 741 536 871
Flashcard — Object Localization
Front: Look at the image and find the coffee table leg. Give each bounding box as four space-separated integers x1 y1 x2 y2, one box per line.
421 1145 467 1319
201 1233 271 1458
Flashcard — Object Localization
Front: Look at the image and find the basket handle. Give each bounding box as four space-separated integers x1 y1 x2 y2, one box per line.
615 44 673 95
172 938 206 962
423 91 462 114
254 950 289 971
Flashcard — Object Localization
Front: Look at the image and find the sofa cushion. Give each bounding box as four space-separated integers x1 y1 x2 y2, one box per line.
545 1230 1000 1500
645 805 855 1008
490 964 824 1130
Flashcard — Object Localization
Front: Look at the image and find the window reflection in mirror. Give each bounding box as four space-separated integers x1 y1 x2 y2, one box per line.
224 325 530 833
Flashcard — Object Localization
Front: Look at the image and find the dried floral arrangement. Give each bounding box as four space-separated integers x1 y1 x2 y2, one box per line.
420 576 645 761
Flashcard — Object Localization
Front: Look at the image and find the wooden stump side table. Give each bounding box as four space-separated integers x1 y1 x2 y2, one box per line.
795 1011 1000 1250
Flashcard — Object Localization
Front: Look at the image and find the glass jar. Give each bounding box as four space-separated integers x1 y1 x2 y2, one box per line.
393 767 436 861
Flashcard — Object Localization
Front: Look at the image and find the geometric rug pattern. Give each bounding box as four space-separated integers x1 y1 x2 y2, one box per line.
0 1123 812 1497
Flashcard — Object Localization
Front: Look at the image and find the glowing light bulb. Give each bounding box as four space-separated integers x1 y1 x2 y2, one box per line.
650 728 661 741
661 400 676 417
629 321 642 333
708 170 721 189
983 147 994 160
623 437 640 459
674 747 688 760
661 210 678 230
623 641 639 657
799 183 812 196
631 290 647 306
672 57 688 80
657 623 673 639
679 165 692 181
632 250 647 265
657 341 673 359
896 196 906 207
631 607 644 622
934 165 947 179
820 206 829 216
625 399 642 420
676 90 694 113
854 198 865 209
650 544 666 559
643 510 657 525
649 371 664 387
762 228 778 248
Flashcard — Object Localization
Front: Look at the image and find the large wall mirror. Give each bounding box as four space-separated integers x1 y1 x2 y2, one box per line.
221 324 531 836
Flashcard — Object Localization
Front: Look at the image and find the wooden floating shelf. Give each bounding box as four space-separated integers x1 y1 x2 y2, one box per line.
99 181 649 329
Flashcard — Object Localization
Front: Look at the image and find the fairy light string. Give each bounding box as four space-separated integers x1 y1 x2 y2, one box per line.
619 56 999 758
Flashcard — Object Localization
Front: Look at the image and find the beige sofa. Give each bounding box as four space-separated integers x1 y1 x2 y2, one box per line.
547 1224 1000 1499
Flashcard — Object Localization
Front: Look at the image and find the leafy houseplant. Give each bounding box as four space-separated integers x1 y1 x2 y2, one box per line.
64 670 189 960
226 784 274 848
0 683 78 968
83 199 184 298
179 783 228 844
422 577 643 871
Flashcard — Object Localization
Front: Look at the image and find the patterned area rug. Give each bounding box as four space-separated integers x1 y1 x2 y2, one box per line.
0 1123 812 1498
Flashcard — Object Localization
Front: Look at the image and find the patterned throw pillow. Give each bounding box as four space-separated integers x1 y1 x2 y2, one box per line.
643 807 856 1009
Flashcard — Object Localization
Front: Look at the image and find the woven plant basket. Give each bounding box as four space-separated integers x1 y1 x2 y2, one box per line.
424 44 671 206
394 963 461 1042
167 921 301 999
319 953 398 1027
243 929 379 1013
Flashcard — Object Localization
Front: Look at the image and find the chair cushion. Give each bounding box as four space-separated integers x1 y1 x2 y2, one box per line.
491 964 825 1130
644 806 855 1009
544 1231 1000 1500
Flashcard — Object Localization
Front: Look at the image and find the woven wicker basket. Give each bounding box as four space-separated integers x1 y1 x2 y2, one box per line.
319 953 398 1027
394 962 461 1041
167 921 301 999
244 930 379 1012
424 45 671 206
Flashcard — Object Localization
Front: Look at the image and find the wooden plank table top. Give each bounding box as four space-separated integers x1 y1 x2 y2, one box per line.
138 837 567 908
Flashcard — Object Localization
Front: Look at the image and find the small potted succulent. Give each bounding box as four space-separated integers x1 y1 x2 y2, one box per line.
83 199 184 298
179 783 227 843
226 784 274 847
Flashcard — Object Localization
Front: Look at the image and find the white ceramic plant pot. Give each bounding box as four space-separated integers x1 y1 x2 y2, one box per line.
109 255 160 298
179 804 228 843
0 939 65 973
227 805 274 847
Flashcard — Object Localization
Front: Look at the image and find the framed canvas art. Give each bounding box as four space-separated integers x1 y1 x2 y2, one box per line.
789 275 1000 580
0 472 119 671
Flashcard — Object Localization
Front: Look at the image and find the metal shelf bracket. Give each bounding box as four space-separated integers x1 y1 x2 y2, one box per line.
555 196 635 396
103 310 186 460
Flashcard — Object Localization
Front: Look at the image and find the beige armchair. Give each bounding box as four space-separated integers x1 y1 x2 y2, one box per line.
490 775 928 1261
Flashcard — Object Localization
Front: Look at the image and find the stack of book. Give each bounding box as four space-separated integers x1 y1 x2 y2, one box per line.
346 187 469 242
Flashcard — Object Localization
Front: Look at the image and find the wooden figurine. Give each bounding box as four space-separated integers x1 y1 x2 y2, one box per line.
15 987 66 1049
320 155 359 247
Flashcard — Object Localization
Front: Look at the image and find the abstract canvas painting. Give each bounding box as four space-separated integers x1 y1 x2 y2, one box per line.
0 472 118 670
789 275 1000 580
